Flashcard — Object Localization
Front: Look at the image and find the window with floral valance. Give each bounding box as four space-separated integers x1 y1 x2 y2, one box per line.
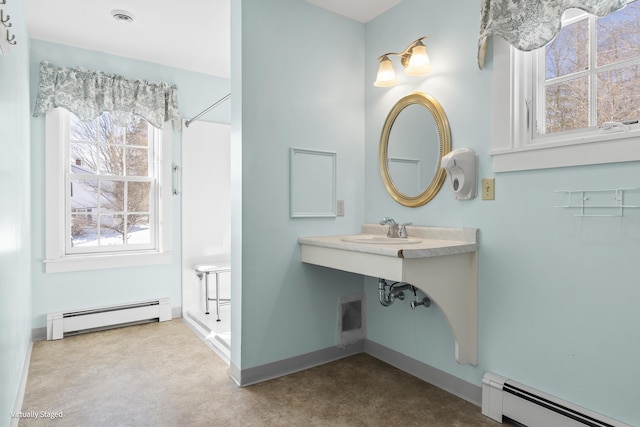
478 0 627 69
483 0 640 172
32 60 180 130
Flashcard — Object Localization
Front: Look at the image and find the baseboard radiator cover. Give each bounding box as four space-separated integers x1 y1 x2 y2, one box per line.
46 298 171 340
482 372 629 427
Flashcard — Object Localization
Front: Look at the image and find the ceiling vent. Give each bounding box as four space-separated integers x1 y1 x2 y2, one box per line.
111 9 135 24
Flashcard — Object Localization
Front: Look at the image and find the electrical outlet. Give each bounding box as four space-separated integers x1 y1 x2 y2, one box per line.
337 200 345 216
482 178 495 200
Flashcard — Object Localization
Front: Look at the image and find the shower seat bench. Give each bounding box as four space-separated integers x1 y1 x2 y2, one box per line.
194 264 231 321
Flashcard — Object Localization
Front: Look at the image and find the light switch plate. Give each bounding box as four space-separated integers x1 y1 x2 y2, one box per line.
337 200 345 216
482 178 495 200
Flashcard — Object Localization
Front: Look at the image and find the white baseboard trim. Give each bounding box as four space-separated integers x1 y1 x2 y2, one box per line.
231 341 365 387
364 339 481 406
10 339 33 427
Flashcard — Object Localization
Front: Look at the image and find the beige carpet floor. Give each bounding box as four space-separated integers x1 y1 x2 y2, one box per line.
18 319 503 426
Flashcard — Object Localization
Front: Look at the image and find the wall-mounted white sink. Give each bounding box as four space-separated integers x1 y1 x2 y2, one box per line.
299 224 479 366
341 235 422 245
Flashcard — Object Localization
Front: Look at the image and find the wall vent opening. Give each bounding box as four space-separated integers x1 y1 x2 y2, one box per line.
338 294 365 347
341 300 362 332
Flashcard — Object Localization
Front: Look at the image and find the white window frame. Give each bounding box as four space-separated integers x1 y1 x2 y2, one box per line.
45 108 173 272
66 116 157 255
491 4 640 172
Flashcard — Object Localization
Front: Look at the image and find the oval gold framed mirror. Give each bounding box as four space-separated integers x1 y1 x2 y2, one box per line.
379 92 451 207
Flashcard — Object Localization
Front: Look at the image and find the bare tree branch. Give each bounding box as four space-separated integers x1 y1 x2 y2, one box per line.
69 112 151 245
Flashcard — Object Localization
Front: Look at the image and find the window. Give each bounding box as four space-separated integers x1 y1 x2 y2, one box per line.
491 0 640 172
45 108 173 272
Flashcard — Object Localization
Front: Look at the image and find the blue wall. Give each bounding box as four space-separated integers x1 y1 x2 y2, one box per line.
9 2 638 426
29 40 230 329
0 1 32 424
364 1 639 425
232 0 366 372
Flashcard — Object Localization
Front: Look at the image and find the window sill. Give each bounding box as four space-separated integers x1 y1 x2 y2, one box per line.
44 251 174 273
491 134 640 173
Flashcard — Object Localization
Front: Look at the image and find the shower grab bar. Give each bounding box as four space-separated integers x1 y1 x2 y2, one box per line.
185 93 231 127
172 164 180 196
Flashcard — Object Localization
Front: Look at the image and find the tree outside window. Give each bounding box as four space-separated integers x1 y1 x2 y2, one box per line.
68 112 155 251
542 1 640 134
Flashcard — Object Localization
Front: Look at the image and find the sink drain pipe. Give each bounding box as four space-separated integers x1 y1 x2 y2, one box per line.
378 278 431 310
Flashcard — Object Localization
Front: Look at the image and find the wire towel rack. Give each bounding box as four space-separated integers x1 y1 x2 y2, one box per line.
554 187 640 217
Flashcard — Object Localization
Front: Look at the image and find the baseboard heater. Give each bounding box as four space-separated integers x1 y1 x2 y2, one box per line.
482 373 629 427
47 298 171 340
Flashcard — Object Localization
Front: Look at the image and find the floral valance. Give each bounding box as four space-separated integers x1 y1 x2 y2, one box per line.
478 0 627 69
33 60 181 130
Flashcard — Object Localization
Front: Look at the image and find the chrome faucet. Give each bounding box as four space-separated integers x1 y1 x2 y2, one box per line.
398 222 411 238
380 217 412 238
380 217 398 238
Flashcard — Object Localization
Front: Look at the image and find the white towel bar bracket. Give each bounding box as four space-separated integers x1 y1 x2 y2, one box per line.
554 187 640 217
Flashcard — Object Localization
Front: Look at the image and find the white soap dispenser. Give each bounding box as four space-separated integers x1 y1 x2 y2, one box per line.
441 148 477 200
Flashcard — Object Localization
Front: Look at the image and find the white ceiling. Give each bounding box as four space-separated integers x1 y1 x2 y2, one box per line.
25 0 231 78
25 0 401 78
304 0 402 23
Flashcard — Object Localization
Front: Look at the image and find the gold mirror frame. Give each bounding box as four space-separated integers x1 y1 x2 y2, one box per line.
379 92 451 207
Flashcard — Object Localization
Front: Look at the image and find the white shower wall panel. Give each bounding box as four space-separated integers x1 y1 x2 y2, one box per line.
181 121 231 319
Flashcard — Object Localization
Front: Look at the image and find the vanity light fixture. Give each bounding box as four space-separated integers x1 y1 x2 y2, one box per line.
374 36 432 87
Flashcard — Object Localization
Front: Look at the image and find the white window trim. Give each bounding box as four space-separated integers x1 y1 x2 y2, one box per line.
45 108 173 273
491 35 640 173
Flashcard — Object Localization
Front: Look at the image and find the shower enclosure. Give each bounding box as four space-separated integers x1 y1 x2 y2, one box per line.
181 120 231 362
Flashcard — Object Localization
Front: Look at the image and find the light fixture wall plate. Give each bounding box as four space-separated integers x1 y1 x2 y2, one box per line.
374 36 431 87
